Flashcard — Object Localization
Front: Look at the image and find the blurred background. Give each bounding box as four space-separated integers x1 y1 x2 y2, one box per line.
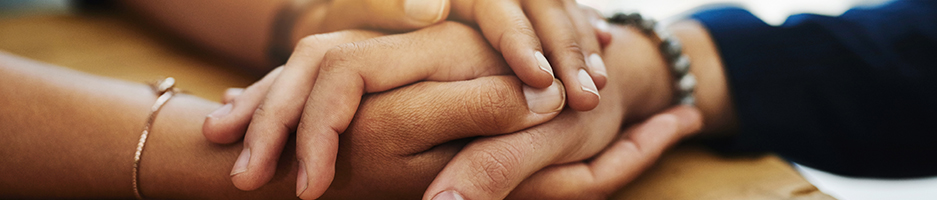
2 0 935 199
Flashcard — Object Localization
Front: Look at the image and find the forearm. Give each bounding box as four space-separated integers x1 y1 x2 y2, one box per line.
669 21 738 134
0 52 296 199
119 0 284 69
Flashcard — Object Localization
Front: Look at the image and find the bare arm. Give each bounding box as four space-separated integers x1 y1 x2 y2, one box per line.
0 51 296 199
0 19 734 199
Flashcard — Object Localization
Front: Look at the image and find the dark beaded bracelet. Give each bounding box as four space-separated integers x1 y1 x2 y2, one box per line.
608 13 696 105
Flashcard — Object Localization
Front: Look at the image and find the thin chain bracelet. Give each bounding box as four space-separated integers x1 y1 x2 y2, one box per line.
133 77 180 200
608 13 697 106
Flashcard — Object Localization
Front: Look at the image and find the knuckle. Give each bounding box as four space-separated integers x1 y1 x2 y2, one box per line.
470 142 524 194
319 43 361 72
559 41 585 57
297 34 324 48
252 104 297 133
470 81 518 132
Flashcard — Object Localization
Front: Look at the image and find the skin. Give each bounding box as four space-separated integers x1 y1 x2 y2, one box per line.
0 20 733 199
208 20 734 200
123 3 609 196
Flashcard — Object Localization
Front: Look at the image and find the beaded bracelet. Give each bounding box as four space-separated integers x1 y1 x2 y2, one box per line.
608 13 696 106
133 77 179 200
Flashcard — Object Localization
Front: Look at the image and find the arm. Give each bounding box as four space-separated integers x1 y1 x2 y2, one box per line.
0 51 295 199
0 49 595 199
0 17 716 198
118 0 449 69
691 0 937 178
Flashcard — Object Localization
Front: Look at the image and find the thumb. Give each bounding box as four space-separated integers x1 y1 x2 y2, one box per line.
326 0 450 31
349 76 566 154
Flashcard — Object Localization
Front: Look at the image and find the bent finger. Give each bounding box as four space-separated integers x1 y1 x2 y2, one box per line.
507 106 703 199
356 76 565 154
461 0 556 88
423 126 568 200
525 0 600 111
294 22 521 200
230 30 384 191
562 1 607 89
203 67 283 144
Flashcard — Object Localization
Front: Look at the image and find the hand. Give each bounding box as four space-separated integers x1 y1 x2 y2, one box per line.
220 76 701 200
203 22 568 198
299 0 610 111
286 2 614 197
447 0 612 111
421 21 702 200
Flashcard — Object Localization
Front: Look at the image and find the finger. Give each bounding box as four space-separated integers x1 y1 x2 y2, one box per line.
562 1 607 90
423 125 568 200
323 0 450 32
590 106 702 190
222 88 244 104
293 22 530 200
507 106 703 199
355 76 565 154
451 0 556 89
525 0 600 111
230 30 384 191
202 67 282 144
579 5 612 48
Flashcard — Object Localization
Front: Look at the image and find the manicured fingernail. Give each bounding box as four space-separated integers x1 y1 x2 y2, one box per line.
534 51 554 77
588 53 607 77
578 69 599 97
208 103 232 118
230 147 250 176
296 161 308 197
432 190 464 200
405 0 446 23
523 79 565 114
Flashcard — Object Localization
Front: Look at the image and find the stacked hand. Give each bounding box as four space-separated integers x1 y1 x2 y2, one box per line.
203 1 706 199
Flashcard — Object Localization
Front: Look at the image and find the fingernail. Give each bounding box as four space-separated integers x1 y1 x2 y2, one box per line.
432 191 464 200
523 79 565 114
578 69 599 96
594 19 610 33
588 53 607 77
534 51 554 77
225 88 244 97
230 147 250 176
208 103 232 118
405 0 446 23
296 161 308 197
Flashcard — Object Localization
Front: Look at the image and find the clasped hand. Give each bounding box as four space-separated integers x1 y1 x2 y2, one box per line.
203 3 703 200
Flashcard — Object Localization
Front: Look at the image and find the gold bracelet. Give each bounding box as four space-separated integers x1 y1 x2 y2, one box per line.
133 77 179 200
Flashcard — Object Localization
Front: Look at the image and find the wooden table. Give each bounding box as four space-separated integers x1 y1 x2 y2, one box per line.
0 13 834 200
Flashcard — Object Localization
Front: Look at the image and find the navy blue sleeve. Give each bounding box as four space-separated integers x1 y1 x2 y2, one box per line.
691 0 937 178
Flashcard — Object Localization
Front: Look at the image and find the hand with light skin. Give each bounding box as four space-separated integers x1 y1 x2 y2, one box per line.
208 16 734 199
201 2 613 198
0 16 731 199
0 44 700 200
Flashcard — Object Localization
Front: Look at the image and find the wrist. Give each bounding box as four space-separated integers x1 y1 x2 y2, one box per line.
668 20 738 134
603 25 674 122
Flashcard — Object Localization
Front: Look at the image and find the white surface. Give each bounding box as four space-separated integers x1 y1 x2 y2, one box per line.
796 164 937 200
578 0 888 25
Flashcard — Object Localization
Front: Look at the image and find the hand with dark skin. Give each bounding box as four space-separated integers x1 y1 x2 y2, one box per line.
0 19 734 199
207 20 734 199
